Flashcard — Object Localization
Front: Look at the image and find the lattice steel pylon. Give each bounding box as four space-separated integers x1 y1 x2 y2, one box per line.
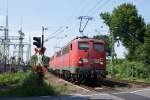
4 15 9 66
0 15 30 72
18 29 24 65
0 15 9 71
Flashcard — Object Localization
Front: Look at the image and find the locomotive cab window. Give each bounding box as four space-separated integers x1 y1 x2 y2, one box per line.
93 43 104 51
78 42 89 50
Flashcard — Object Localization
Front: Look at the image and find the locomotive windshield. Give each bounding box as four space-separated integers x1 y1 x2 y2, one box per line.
78 42 89 50
93 43 104 51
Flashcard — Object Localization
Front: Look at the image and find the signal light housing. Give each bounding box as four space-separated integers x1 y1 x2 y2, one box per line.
33 37 41 48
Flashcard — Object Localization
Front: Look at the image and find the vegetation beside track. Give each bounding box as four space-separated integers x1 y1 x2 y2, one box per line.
0 71 65 96
0 72 29 85
107 59 150 83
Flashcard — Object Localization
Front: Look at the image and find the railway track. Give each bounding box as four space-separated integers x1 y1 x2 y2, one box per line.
46 71 150 94
78 77 150 93
77 79 129 93
106 78 150 87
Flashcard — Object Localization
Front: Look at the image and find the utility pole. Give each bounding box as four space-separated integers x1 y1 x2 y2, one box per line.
28 35 31 63
111 30 115 76
110 27 118 77
78 16 92 36
42 26 48 49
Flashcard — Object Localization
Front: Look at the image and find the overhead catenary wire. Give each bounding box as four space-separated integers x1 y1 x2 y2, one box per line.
44 26 68 42
65 0 94 37
69 0 111 27
64 0 96 35
88 0 111 16
85 0 103 16
87 0 112 36
65 0 91 27
44 27 63 42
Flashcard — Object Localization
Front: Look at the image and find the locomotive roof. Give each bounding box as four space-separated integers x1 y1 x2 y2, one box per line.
72 36 105 44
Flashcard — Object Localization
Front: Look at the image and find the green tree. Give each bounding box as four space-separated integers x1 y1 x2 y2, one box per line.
100 12 111 27
143 24 150 65
100 3 146 60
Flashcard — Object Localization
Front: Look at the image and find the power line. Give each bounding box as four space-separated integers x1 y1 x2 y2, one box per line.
89 0 111 16
69 0 111 27
44 27 63 42
65 0 91 27
65 0 96 34
77 0 92 16
85 0 103 16
65 0 97 37
44 26 68 42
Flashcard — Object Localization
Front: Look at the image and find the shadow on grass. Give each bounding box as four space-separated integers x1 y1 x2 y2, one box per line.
0 72 63 96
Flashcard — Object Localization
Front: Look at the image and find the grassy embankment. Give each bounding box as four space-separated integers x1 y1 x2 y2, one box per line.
0 71 66 96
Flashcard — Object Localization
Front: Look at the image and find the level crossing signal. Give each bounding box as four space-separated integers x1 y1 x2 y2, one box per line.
33 36 47 73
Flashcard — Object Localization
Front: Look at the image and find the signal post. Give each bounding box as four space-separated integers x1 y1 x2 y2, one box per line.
33 26 47 85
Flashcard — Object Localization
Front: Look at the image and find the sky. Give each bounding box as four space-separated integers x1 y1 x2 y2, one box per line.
0 0 150 58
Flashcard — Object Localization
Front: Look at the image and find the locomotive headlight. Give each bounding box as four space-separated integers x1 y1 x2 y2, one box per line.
100 62 104 65
99 58 104 65
79 60 83 64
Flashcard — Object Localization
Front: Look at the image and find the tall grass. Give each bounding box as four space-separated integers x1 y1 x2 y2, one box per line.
0 72 30 85
0 71 65 96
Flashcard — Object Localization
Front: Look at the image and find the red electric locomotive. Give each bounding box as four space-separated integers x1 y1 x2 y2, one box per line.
49 36 107 82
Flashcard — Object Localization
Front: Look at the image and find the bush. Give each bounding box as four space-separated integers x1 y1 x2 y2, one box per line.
107 60 149 80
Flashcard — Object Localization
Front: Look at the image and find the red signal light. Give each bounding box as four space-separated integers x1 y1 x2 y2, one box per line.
42 47 46 54
34 48 39 54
